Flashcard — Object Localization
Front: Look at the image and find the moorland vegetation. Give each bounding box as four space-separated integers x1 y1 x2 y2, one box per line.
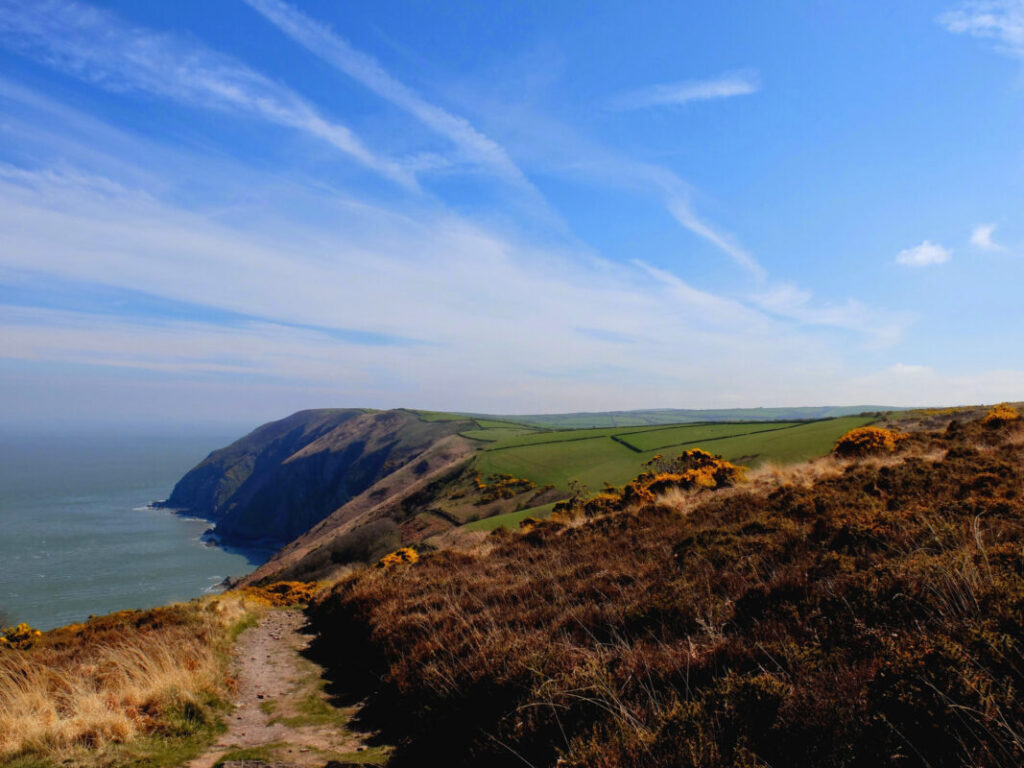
307 405 1024 767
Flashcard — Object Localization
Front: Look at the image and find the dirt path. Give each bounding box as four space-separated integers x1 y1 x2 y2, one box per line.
187 609 383 768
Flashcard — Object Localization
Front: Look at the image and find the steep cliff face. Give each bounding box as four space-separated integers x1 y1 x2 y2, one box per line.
162 408 473 546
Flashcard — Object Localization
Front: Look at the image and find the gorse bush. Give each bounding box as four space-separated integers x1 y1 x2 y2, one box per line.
832 425 907 456
0 622 42 651
983 402 1020 428
645 448 746 489
309 416 1024 767
473 473 536 504
236 580 322 607
376 547 419 570
554 449 745 518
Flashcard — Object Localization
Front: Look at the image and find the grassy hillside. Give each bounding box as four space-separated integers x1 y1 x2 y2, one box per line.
309 409 1024 767
0 594 260 766
0 583 326 768
461 501 559 532
162 408 883 583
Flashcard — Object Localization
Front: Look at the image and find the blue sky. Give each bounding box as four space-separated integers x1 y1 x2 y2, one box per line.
1 0 1023 428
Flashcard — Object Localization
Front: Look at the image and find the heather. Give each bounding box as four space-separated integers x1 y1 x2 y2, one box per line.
309 415 1024 767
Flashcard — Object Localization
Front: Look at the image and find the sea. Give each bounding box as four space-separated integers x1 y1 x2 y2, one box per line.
0 430 268 630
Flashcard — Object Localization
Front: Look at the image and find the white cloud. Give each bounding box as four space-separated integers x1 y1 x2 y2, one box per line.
610 70 760 111
0 161 867 416
970 223 1004 250
940 1 1024 58
895 240 952 267
751 283 907 345
0 0 414 186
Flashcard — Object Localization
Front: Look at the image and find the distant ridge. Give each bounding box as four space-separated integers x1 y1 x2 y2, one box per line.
462 405 900 430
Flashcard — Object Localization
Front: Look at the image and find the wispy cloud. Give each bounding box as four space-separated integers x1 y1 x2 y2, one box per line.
0 160 865 415
243 0 532 188
751 283 907 345
896 240 952 267
0 0 414 186
609 70 760 111
970 223 1004 250
664 196 767 280
940 1 1024 58
0 8 947 421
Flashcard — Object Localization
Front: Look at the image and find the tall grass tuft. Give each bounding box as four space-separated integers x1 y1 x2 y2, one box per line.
0 593 257 763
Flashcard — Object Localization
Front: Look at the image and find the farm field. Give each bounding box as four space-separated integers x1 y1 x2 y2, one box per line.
696 414 876 465
471 415 876 494
462 502 558 532
459 427 537 442
614 421 800 452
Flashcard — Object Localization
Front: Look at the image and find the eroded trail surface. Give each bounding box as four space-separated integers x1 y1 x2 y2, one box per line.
188 608 383 768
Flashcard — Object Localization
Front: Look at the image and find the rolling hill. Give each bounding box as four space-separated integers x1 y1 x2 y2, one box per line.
160 405 888 585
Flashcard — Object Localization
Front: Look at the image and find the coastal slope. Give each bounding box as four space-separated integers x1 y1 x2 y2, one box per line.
162 408 474 546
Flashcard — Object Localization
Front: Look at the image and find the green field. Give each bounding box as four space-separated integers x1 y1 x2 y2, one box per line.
475 433 652 489
615 421 800 452
460 427 538 442
472 418 530 429
478 424 661 450
693 415 875 465
462 502 558 532
409 409 472 422
471 415 875 493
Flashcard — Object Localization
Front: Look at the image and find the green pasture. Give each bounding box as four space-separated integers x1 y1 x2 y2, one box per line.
472 415 876 493
615 421 800 452
478 424 664 450
462 502 558 532
702 415 876 465
460 427 538 442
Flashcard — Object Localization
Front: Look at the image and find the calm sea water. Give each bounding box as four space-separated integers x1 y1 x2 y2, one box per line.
0 431 267 630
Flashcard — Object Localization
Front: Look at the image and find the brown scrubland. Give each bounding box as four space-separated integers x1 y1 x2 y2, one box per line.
308 407 1024 767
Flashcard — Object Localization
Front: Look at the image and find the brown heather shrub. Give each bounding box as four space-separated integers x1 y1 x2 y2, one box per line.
832 425 908 456
0 593 259 762
983 402 1021 428
308 416 1024 767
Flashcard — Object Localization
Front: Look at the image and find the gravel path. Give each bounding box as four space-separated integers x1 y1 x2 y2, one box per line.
187 609 372 768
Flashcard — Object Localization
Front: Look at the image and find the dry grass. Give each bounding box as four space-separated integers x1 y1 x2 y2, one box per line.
0 592 260 765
